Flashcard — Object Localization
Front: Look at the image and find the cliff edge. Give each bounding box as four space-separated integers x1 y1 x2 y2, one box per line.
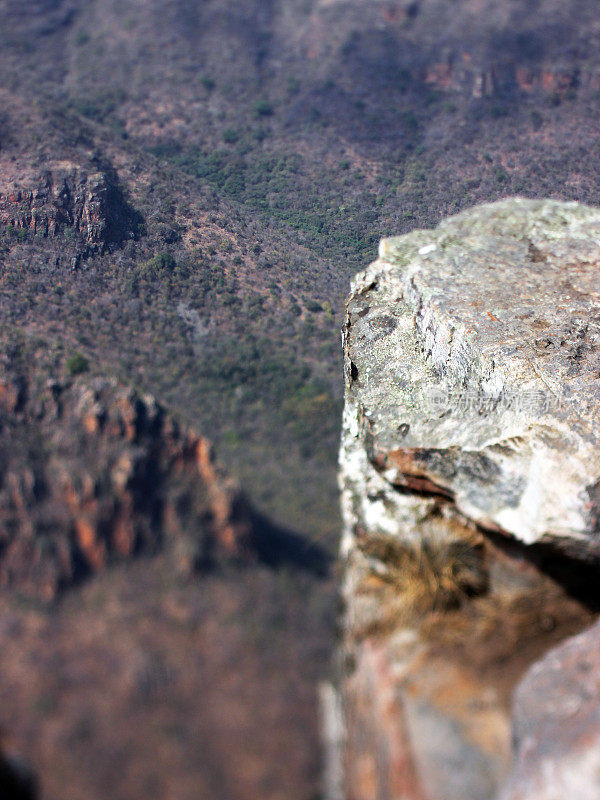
339 198 600 800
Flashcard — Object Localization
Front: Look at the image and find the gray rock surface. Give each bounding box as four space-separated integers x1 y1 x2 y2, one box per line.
342 198 600 554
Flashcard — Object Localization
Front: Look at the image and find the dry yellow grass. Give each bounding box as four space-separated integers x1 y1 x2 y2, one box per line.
355 521 488 637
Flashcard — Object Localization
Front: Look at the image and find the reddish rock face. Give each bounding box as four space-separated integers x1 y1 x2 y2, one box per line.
0 165 142 262
344 639 430 800
500 620 600 800
422 60 580 97
0 352 253 600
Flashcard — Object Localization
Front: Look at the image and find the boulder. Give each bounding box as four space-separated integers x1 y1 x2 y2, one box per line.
342 198 600 553
500 619 600 800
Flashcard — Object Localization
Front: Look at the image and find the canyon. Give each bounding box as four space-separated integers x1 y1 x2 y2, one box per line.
2 1 600 798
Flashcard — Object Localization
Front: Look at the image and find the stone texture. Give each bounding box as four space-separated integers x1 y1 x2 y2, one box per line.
500 618 600 800
342 198 600 554
343 632 512 800
0 164 141 259
339 198 600 800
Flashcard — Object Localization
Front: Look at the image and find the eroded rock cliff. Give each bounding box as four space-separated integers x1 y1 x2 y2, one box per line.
0 341 252 600
339 198 600 800
0 339 332 800
0 162 143 268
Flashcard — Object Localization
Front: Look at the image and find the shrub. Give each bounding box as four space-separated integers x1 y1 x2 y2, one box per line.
286 77 300 95
490 104 509 119
66 352 89 376
305 301 322 313
140 252 176 280
222 128 240 144
530 110 543 130
401 110 419 131
253 99 273 117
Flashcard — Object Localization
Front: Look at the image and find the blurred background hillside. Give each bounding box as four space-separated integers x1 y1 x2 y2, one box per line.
1 1 600 798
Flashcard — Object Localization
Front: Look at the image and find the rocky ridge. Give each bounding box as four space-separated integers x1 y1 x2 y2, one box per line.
339 198 600 800
295 0 600 102
0 341 332 800
0 163 142 266
0 345 252 601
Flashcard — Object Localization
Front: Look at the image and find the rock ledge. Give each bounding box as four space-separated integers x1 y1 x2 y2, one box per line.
340 198 600 800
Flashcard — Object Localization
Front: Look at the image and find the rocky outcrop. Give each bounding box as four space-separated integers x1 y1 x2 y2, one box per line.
343 198 600 554
339 199 600 800
0 165 142 258
423 58 586 99
295 0 599 99
0 350 252 600
501 618 600 800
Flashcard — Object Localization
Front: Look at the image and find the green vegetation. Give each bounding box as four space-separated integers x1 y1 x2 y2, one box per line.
151 143 380 269
253 99 273 117
3 224 28 244
66 351 89 376
222 128 240 144
493 166 509 183
70 89 127 123
139 251 177 280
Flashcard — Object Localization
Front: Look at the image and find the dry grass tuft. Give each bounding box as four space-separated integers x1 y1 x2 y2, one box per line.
357 526 488 628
